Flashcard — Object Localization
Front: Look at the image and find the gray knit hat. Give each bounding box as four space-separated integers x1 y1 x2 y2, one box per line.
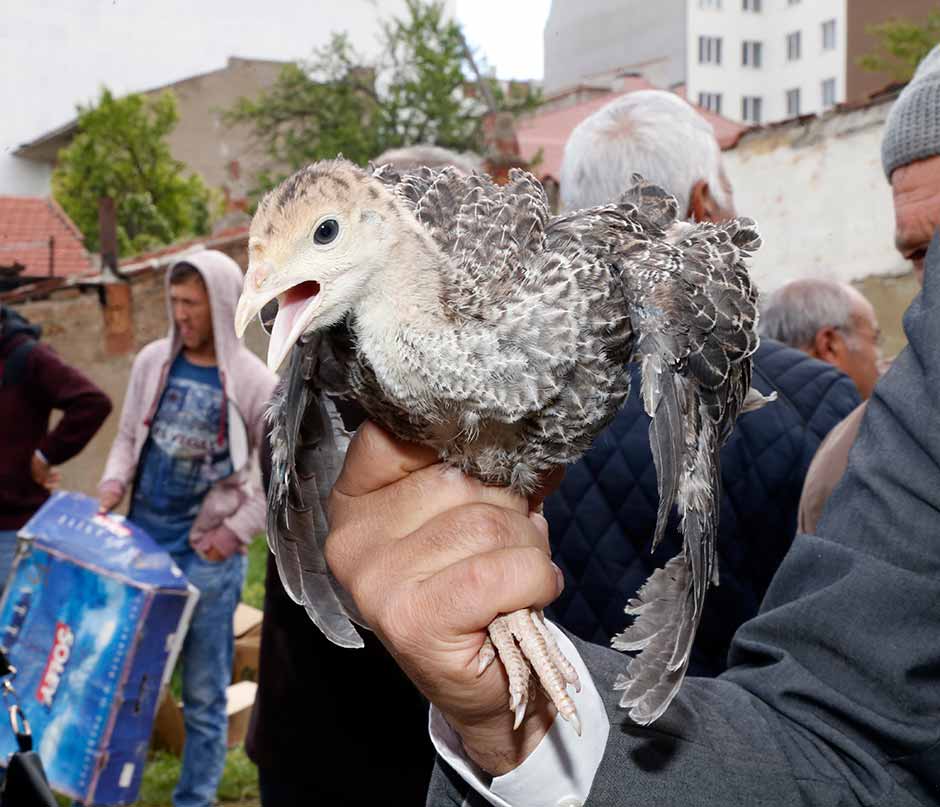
882 44 940 178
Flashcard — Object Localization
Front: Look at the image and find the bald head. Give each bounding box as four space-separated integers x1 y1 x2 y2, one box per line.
373 144 482 175
761 279 881 398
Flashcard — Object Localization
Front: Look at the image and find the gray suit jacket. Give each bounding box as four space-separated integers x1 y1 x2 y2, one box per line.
427 236 940 807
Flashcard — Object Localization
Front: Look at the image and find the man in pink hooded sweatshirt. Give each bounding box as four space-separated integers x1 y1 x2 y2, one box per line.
98 250 277 807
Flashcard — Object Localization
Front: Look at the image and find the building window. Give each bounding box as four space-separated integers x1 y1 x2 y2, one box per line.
698 92 723 114
786 31 802 61
699 0 722 7
699 36 723 65
742 0 761 10
742 40 763 67
822 19 837 50
787 0 801 4
822 78 837 108
786 88 801 116
742 96 763 123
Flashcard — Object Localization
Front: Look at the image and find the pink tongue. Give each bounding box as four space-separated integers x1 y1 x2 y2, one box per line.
269 281 320 364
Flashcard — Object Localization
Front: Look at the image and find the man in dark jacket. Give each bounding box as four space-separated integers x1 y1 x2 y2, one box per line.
545 90 861 676
0 304 112 586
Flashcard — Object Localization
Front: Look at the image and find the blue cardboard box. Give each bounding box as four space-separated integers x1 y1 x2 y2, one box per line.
0 492 198 805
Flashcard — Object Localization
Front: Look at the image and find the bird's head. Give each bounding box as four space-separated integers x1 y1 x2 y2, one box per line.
235 159 398 370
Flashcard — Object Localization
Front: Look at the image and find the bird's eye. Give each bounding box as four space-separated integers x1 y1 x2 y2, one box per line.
314 219 339 245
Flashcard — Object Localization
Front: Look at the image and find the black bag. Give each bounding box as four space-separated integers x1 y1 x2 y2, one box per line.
0 652 57 807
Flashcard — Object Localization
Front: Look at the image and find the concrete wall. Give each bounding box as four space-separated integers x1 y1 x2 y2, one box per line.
724 92 918 356
13 242 268 506
543 0 686 95
163 58 286 203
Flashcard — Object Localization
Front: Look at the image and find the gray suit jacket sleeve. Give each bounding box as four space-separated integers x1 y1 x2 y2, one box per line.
427 239 940 807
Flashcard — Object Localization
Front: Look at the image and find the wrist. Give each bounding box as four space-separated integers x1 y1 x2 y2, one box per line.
448 689 556 776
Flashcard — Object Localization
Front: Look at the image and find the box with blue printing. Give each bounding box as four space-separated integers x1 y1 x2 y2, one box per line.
0 492 198 805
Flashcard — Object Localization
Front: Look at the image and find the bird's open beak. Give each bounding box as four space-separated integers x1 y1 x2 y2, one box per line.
235 279 323 372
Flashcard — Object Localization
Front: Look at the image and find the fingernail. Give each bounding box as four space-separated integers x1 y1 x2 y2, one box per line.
552 562 565 595
529 511 549 537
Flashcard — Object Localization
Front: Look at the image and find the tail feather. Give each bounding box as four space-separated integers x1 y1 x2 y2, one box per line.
612 555 697 724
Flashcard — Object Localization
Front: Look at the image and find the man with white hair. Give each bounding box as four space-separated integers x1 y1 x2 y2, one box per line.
543 90 860 677
560 89 734 219
760 279 882 399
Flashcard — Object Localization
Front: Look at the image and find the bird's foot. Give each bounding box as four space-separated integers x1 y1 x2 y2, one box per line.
478 608 582 735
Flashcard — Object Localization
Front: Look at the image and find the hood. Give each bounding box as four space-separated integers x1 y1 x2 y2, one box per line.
0 305 41 353
164 249 245 376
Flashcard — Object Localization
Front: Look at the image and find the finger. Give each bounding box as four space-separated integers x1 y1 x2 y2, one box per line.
416 546 563 637
331 463 530 548
374 504 551 589
333 421 438 499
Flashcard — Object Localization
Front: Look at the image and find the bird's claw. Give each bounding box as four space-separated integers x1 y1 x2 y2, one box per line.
486 609 582 735
476 636 497 675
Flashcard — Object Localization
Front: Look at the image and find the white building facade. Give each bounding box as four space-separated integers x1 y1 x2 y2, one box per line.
687 0 846 125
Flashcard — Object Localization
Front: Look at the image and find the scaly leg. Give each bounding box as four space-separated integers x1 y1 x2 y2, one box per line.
478 608 582 735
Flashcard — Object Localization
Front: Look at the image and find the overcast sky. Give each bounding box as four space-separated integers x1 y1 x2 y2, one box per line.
456 0 551 81
0 0 551 193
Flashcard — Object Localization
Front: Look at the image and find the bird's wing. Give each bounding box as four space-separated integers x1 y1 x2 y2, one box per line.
266 331 365 648
609 176 761 724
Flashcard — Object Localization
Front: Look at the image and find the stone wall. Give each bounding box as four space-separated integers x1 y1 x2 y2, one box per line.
723 93 918 357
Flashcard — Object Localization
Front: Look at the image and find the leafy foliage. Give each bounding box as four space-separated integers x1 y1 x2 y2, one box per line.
52 89 216 255
377 0 483 151
241 533 268 610
859 11 940 83
225 0 541 196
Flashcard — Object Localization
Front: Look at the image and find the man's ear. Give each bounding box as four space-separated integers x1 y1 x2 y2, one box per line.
810 326 843 362
688 180 721 223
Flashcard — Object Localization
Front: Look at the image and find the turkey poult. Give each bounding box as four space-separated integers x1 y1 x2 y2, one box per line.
234 158 765 731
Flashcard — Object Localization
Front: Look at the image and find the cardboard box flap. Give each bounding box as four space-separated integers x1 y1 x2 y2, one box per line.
233 603 262 638
18 492 189 591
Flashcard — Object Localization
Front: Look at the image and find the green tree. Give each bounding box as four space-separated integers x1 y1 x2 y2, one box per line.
52 88 215 255
859 10 940 83
377 0 482 150
223 34 383 191
225 0 541 196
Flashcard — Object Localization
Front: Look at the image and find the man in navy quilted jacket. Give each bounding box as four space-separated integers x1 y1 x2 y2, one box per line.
546 90 861 677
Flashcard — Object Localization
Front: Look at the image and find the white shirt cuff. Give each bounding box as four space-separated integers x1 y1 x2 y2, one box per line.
429 622 609 807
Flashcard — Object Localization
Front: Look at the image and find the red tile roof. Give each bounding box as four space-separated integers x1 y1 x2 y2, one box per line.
518 80 749 182
0 197 94 278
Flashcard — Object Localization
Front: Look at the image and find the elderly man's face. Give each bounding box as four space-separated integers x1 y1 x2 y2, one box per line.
808 293 881 399
837 299 882 400
892 154 940 285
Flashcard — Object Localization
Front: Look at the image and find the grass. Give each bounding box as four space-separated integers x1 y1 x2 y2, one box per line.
136 745 259 806
242 534 268 611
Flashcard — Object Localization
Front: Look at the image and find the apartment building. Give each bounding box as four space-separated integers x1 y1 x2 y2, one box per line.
688 0 936 125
